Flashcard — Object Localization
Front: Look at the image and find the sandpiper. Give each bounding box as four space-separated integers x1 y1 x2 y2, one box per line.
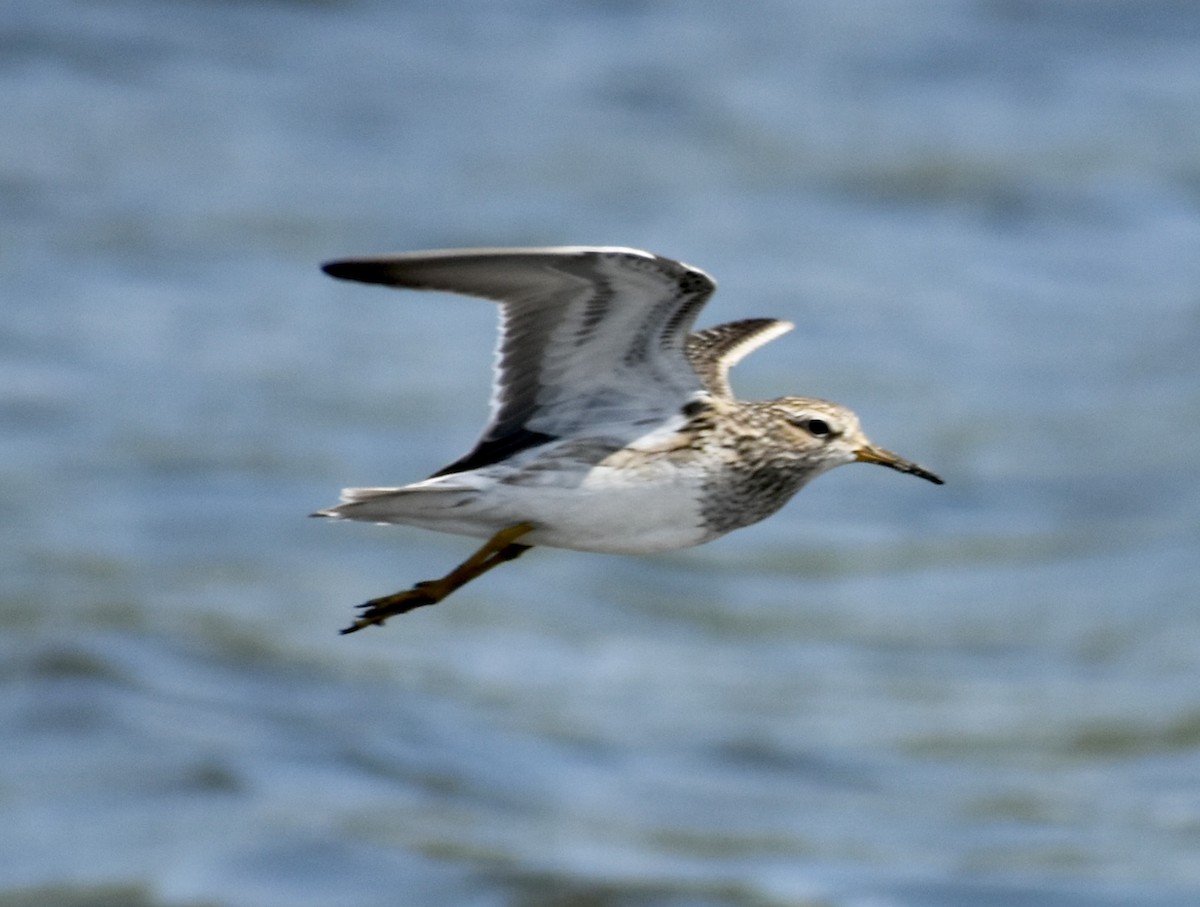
315 247 943 633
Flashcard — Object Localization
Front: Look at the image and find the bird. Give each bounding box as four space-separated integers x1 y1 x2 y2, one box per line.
314 246 943 634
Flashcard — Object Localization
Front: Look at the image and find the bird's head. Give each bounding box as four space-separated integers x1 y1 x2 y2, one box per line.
771 397 944 485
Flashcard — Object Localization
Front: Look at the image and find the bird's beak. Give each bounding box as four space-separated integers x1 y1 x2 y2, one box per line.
855 444 944 485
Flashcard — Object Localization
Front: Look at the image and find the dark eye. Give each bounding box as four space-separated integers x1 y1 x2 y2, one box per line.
805 418 832 437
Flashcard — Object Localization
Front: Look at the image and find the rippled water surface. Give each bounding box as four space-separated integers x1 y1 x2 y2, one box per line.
4 1 1200 905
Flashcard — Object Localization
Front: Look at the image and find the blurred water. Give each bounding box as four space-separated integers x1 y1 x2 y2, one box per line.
3 1 1200 905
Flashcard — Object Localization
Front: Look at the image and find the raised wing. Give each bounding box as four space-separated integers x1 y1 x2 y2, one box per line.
685 318 794 399
322 247 717 474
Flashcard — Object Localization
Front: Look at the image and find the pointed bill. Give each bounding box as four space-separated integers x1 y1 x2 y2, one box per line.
855 444 944 484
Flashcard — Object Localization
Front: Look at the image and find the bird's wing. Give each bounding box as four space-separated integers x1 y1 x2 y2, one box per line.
322 247 717 474
685 318 794 399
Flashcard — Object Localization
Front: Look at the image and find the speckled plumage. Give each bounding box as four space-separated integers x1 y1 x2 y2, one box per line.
314 246 942 632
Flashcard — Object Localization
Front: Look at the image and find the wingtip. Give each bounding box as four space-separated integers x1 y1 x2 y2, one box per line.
321 259 364 282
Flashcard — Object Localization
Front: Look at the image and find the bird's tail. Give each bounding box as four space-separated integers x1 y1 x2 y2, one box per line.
311 481 478 524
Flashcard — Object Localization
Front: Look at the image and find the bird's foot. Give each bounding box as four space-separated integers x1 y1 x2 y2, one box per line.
340 580 447 634
338 522 536 635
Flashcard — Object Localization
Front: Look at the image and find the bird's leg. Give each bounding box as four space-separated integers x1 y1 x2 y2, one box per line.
340 522 536 634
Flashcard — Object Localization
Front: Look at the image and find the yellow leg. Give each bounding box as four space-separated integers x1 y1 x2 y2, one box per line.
340 522 536 635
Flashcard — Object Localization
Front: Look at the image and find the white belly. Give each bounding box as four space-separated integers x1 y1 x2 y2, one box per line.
495 463 710 553
358 457 712 555
330 420 728 554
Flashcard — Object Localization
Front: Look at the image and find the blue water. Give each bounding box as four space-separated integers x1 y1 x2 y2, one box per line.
4 1 1200 904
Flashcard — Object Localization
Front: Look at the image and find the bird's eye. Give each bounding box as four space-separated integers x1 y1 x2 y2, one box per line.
805 418 832 437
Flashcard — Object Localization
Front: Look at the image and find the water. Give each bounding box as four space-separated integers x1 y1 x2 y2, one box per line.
3 1 1200 904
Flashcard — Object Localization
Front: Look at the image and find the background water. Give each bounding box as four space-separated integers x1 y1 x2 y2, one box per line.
3 1 1200 905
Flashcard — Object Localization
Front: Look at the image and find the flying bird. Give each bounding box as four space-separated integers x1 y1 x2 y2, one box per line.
315 247 942 633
